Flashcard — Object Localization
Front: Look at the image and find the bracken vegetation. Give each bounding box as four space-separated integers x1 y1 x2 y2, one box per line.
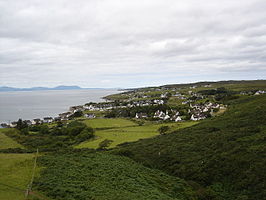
35 151 195 200
114 95 266 199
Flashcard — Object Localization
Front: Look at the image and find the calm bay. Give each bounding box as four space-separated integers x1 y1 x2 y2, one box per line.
0 89 119 123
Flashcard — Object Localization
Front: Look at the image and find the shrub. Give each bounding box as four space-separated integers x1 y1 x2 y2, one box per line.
158 126 170 135
98 139 113 150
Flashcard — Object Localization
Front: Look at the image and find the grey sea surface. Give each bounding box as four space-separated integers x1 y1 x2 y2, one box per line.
0 89 119 123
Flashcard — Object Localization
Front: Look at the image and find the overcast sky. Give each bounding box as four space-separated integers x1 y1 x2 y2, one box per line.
0 0 266 88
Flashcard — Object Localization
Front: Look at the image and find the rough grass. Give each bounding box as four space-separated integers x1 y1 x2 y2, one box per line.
76 121 197 149
0 153 36 200
0 129 24 149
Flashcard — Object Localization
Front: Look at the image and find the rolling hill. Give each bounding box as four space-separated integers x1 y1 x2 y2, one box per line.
114 95 266 199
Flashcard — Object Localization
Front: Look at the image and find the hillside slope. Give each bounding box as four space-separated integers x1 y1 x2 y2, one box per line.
35 152 195 200
115 95 266 199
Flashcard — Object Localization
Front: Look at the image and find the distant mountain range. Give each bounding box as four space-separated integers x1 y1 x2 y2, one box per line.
0 85 112 92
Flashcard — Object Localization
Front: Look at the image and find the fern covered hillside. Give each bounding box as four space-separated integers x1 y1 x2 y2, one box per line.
34 152 195 200
114 95 266 199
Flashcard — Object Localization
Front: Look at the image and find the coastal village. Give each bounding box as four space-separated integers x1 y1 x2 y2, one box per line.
0 81 266 200
2 83 265 128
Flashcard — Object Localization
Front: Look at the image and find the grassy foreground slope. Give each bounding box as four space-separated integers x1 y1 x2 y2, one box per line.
0 129 24 149
0 153 36 200
0 130 49 200
0 129 32 199
115 95 266 199
35 152 195 200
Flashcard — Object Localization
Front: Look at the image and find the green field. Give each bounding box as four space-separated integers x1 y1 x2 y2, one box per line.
0 130 49 200
0 152 49 200
83 118 137 129
0 129 30 199
0 153 36 200
0 129 24 149
77 119 197 149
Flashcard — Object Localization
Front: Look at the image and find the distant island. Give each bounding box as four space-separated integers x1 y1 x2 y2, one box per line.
0 85 115 92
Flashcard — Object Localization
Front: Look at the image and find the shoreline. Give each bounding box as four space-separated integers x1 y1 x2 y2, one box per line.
0 89 121 125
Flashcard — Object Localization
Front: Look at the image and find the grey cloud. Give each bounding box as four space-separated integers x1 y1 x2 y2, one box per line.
0 0 265 88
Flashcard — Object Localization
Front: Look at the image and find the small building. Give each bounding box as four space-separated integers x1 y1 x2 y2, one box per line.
191 114 206 121
164 114 171 120
24 120 32 126
9 122 17 128
254 90 266 95
32 118 42 125
85 113 96 119
43 117 53 123
175 116 182 122
54 117 61 122
203 107 209 112
59 112 72 120
135 113 148 119
69 106 83 112
0 123 9 128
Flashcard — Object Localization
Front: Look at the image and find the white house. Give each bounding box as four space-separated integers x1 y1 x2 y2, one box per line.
85 114 96 119
135 113 148 119
164 114 171 120
32 118 42 125
254 90 266 95
43 117 53 123
9 122 17 128
203 107 209 112
191 114 206 121
175 116 182 122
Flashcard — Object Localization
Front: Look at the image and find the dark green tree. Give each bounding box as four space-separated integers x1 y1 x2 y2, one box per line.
16 119 28 130
76 127 94 142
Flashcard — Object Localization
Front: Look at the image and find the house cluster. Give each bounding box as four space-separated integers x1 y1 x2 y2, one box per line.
240 90 266 96
83 103 116 111
135 110 182 122
84 99 165 112
2 117 54 128
189 102 222 121
3 96 169 128
126 99 165 107
154 110 182 122
134 101 225 122
254 90 266 95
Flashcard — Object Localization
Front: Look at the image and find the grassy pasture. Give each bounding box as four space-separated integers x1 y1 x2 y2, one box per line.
0 153 37 200
0 129 24 149
77 120 197 149
83 118 137 129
